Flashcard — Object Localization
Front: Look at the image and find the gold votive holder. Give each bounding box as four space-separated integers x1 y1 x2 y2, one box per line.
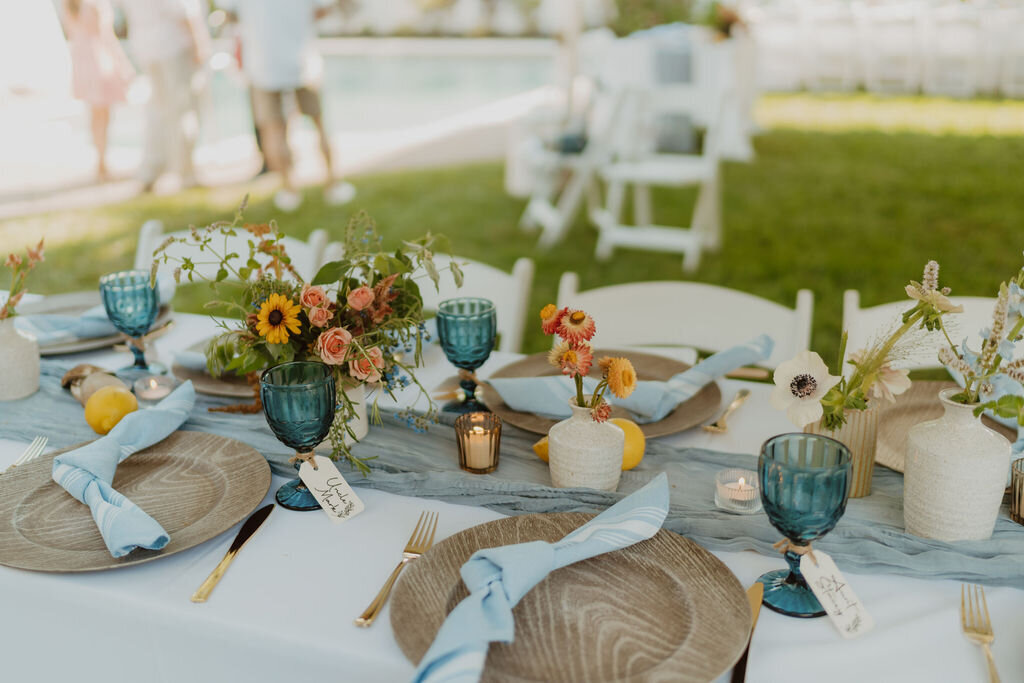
454 412 501 474
1011 458 1024 525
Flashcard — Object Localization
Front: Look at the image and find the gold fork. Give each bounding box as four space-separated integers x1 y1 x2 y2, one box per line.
703 389 751 434
962 584 1000 683
355 511 439 627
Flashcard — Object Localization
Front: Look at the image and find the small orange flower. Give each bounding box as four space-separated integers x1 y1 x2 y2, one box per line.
540 303 562 336
591 401 612 423
606 357 637 398
558 309 595 343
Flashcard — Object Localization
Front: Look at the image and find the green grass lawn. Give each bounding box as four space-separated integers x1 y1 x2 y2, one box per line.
3 94 1024 357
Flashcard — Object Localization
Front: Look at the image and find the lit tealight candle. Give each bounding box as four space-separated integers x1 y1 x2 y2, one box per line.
455 413 501 474
714 468 762 514
133 375 175 401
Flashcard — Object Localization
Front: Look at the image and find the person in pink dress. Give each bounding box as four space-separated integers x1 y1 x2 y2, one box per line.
63 0 135 181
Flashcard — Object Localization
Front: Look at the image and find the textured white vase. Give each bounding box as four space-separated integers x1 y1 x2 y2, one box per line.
0 318 40 401
548 397 624 491
904 388 1011 542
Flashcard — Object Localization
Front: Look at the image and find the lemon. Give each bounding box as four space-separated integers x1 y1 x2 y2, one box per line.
610 418 646 470
532 436 549 463
84 386 139 435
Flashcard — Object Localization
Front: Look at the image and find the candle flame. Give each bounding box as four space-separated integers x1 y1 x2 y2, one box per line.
148 379 158 389
738 477 746 487
471 426 486 435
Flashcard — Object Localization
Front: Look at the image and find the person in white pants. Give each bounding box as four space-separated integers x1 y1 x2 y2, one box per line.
118 0 209 191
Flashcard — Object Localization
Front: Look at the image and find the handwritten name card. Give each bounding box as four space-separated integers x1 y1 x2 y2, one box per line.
801 550 874 639
299 456 365 523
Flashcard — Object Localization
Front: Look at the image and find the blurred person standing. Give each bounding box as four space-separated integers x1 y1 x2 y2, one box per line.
118 0 209 191
63 0 135 181
223 0 355 212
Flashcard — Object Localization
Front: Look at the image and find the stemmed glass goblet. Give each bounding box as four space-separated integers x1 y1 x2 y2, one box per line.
261 361 337 511
757 432 852 618
435 297 496 414
99 269 165 379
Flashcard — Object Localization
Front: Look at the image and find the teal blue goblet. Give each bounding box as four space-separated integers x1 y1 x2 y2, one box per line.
436 297 496 414
261 361 336 511
99 270 165 379
757 433 852 618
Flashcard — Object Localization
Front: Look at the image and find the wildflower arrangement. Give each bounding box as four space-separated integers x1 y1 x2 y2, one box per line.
153 201 461 474
772 260 960 429
935 264 1024 423
0 239 45 320
539 304 638 422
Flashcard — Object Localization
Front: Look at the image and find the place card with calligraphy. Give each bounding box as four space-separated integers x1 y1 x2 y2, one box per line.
800 550 874 639
298 456 365 523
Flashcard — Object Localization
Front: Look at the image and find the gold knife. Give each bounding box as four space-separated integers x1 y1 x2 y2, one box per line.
731 582 764 683
191 504 274 603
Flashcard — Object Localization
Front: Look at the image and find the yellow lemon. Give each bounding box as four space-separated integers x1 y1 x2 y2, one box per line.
532 436 549 463
610 418 646 470
84 386 139 435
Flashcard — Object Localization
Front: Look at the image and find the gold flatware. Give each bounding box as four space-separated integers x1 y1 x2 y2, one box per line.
113 319 175 352
730 582 763 683
355 511 439 627
191 503 274 603
962 583 1000 682
5 436 48 472
704 389 752 433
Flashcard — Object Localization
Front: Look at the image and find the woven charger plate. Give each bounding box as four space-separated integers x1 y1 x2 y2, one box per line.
0 431 271 572
171 339 253 398
391 513 750 683
477 349 721 438
877 380 1017 472
20 291 172 356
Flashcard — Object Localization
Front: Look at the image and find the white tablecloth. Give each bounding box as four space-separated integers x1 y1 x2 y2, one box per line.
1 312 1021 683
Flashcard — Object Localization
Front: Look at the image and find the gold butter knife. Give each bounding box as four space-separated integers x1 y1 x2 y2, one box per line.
191 504 274 603
731 582 764 683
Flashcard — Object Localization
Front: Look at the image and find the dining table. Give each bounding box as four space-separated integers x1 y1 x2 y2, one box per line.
1 309 1022 683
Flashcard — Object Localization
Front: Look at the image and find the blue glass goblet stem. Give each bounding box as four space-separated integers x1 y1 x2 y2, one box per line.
99 270 164 378
756 433 852 618
436 297 497 414
261 361 337 511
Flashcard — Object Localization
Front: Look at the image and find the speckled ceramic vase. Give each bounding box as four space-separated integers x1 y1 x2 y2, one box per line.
0 319 39 401
904 389 1011 542
548 397 624 491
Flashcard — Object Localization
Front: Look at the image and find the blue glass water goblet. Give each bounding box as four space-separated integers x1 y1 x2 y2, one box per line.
436 297 496 414
99 270 165 379
261 361 337 511
757 433 852 618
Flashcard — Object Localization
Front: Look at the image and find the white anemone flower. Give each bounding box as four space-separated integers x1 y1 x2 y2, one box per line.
770 351 841 427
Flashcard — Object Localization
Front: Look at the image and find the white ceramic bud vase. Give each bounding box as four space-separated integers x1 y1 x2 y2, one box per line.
0 318 40 401
548 396 624 491
904 389 1011 542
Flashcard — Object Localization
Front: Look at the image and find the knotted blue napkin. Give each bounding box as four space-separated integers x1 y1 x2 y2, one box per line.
487 335 773 423
51 381 195 557
411 474 670 683
17 276 175 345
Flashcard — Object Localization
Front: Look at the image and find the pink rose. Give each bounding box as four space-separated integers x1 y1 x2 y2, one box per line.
316 327 352 365
347 285 374 312
349 346 385 383
307 305 332 328
300 284 327 309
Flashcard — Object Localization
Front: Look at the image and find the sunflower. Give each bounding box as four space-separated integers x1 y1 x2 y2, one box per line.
558 309 595 343
606 357 637 398
255 293 302 344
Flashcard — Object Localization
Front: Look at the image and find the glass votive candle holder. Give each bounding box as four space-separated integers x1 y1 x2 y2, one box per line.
132 375 176 402
714 468 761 514
454 412 501 474
1011 458 1024 525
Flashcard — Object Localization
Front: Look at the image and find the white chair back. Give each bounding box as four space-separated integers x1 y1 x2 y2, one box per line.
841 290 1001 371
135 220 331 284
557 273 813 369
420 255 535 354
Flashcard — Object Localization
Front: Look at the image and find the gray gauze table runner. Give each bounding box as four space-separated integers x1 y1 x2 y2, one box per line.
3 360 1023 587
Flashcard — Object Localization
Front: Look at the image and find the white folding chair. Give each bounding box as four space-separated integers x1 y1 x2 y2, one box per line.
557 272 813 370
420 255 535 354
135 219 332 283
801 1 860 92
589 82 728 273
745 1 806 91
860 2 923 94
922 3 982 98
841 290 1001 370
993 7 1024 98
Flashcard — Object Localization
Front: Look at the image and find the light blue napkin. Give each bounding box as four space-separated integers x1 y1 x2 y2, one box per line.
16 276 175 345
411 473 670 683
51 381 194 558
487 335 774 424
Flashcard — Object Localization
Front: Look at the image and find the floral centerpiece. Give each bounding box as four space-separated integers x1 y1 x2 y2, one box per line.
770 261 960 497
153 203 459 474
0 239 45 401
